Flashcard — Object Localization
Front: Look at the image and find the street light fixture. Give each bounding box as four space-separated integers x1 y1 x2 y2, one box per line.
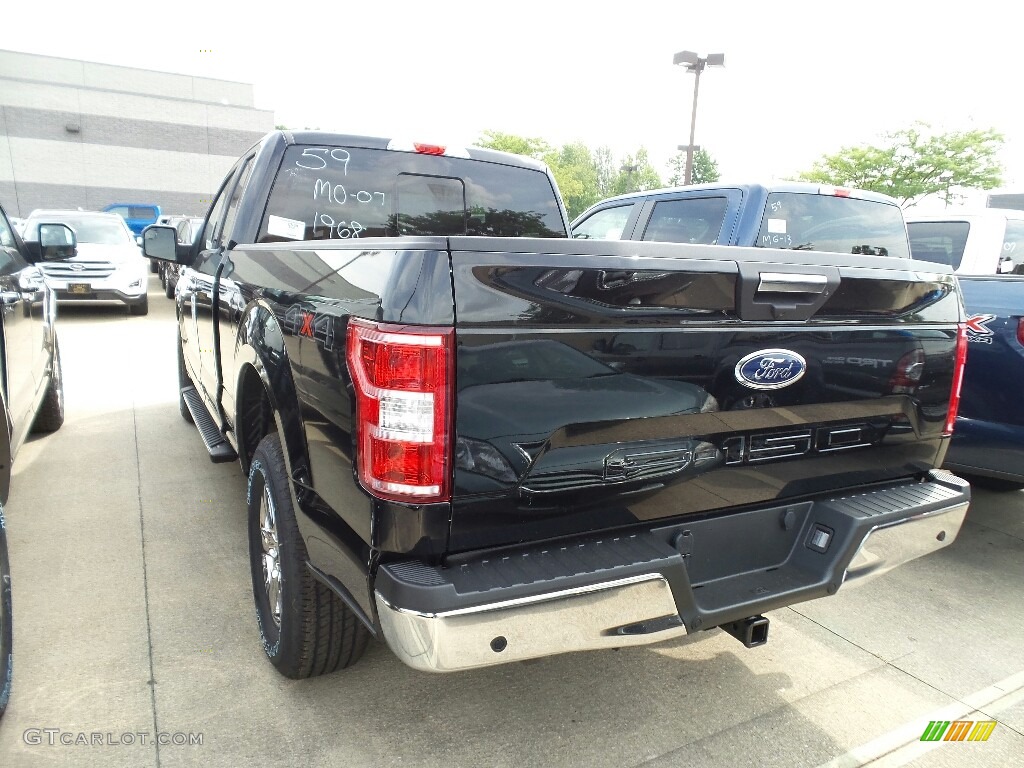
673 50 725 185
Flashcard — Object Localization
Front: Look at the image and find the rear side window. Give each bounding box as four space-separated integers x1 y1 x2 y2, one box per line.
907 221 970 270
641 197 728 244
571 205 634 241
106 206 130 218
756 193 910 259
129 206 158 219
1002 220 1024 273
258 145 565 243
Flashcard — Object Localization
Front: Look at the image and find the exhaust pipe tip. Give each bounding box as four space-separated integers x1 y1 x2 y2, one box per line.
720 615 769 648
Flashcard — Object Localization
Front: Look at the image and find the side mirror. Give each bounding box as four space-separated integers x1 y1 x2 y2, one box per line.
142 225 178 261
38 223 77 260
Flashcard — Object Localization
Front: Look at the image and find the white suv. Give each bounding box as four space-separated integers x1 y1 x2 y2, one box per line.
906 208 1024 275
21 210 150 315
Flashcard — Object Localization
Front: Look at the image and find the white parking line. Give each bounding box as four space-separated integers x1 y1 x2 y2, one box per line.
816 669 1024 767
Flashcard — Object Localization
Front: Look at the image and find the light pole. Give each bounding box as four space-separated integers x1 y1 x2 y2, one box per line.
673 50 724 185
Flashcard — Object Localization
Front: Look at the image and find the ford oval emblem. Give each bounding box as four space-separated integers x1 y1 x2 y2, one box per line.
734 349 807 390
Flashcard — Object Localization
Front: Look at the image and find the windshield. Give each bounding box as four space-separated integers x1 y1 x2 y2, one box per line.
755 193 910 259
27 215 131 245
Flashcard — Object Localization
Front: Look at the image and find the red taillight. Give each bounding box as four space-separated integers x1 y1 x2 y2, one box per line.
346 318 453 502
944 323 969 436
1017 318 1024 347
413 143 446 156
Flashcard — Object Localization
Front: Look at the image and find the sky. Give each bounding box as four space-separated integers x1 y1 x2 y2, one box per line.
7 1 1020 206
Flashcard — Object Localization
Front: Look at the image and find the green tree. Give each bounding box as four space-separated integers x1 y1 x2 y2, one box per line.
667 148 720 186
475 131 663 218
609 148 662 197
545 142 601 219
799 124 1004 207
476 130 552 160
593 146 617 199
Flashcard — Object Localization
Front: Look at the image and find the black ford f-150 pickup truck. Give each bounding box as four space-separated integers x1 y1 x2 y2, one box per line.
144 131 971 678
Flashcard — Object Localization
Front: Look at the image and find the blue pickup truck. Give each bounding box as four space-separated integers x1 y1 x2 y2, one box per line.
570 181 911 259
906 209 1024 491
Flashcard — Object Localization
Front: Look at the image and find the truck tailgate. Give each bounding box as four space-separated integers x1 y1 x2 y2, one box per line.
447 237 962 552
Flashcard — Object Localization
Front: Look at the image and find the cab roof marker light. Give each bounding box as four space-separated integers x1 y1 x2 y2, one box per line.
818 185 851 198
385 139 469 158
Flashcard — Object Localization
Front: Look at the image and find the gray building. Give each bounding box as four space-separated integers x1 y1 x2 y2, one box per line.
0 49 274 217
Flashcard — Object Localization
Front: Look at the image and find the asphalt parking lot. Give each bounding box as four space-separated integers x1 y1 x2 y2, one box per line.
0 276 1022 768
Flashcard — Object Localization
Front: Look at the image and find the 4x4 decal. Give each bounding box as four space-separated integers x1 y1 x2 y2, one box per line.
283 306 335 350
965 314 996 344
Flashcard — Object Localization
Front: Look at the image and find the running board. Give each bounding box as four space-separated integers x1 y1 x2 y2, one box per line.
180 386 237 463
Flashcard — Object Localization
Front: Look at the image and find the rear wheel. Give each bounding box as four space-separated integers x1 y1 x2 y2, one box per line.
247 434 369 678
149 259 159 274
164 273 175 299
0 503 13 718
32 338 65 433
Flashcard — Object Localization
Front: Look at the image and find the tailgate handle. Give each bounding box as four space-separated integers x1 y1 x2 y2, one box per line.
737 262 840 321
758 273 829 294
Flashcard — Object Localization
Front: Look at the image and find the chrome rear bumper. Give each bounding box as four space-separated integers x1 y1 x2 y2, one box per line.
844 471 970 584
375 471 969 673
376 574 685 673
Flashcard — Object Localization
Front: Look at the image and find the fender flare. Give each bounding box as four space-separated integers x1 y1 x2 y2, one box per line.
232 301 310 485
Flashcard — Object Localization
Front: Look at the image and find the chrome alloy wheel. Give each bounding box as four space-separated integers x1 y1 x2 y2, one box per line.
259 485 282 628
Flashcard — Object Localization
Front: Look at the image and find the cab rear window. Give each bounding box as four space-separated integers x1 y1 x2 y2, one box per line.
755 193 910 259
257 145 565 242
907 221 970 270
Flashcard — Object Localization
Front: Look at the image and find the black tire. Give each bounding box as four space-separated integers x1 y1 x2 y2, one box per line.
164 274 175 299
149 259 159 274
128 295 149 316
31 338 65 433
177 333 194 424
247 434 369 678
0 503 13 719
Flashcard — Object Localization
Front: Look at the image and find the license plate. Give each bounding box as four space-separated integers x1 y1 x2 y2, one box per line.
68 283 91 294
